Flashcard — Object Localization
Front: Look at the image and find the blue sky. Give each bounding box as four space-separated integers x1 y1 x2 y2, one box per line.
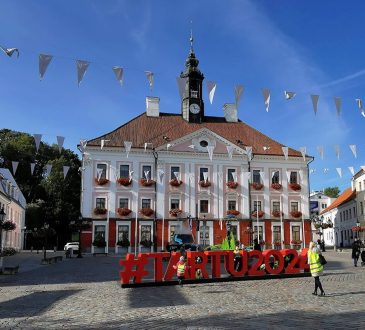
1 0 364 193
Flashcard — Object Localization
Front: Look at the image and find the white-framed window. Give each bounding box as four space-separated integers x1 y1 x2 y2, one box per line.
119 164 130 178
170 198 180 209
273 226 281 242
96 197 106 209
271 170 280 184
253 200 262 211
140 224 152 242
200 199 209 213
170 166 180 180
254 225 264 241
227 169 236 182
119 198 129 209
228 200 236 210
96 163 107 179
142 198 151 209
291 225 301 241
199 167 209 181
290 201 299 212
290 171 298 184
252 170 261 184
94 224 106 240
142 165 152 180
272 201 280 212
117 225 129 242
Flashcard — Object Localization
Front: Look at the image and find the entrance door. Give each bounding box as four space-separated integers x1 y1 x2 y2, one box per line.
198 221 213 247
139 222 153 252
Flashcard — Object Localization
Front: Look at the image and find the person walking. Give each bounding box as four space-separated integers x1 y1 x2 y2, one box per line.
308 241 325 296
352 239 361 267
173 256 189 286
233 245 241 271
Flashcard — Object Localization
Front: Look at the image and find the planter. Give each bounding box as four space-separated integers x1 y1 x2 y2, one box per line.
271 210 283 218
271 183 282 190
291 240 302 245
290 211 302 218
251 210 264 218
289 183 301 191
199 180 211 188
94 208 107 215
169 208 183 217
117 177 132 186
140 178 155 187
140 208 154 217
169 179 183 187
251 182 264 190
95 178 109 186
117 208 132 216
226 181 239 189
227 210 240 216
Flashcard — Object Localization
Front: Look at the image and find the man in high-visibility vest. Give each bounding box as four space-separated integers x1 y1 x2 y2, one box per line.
173 256 189 286
308 241 325 296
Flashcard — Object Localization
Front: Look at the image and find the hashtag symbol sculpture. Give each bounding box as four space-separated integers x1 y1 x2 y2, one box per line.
120 253 149 284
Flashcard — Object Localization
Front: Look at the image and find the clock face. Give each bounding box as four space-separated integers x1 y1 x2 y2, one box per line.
189 103 200 114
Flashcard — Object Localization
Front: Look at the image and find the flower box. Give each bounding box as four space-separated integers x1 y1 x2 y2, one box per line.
289 183 301 191
251 210 264 218
140 240 153 248
271 183 282 190
169 208 183 217
273 240 282 246
251 182 264 190
140 208 154 217
169 179 183 187
117 208 132 216
117 237 130 248
93 235 106 248
199 180 211 188
227 210 240 216
271 210 283 218
226 181 239 189
140 178 156 187
290 211 302 218
1 221 16 231
291 239 302 245
117 177 132 186
95 178 109 186
94 208 107 215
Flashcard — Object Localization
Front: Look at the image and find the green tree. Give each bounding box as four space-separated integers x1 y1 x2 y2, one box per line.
323 187 340 198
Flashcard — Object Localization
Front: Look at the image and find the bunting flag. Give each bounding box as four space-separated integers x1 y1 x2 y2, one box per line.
79 139 87 153
234 85 244 107
226 145 234 159
129 170 134 182
207 81 217 104
144 143 148 152
271 171 278 179
112 66 124 86
0 46 19 58
323 168 329 173
45 164 52 177
63 166 70 179
96 168 103 180
176 77 187 99
300 147 306 162
285 170 291 182
157 169 164 184
262 89 270 112
259 171 265 183
56 136 65 153
203 172 208 184
207 145 215 161
76 60 90 86
166 143 172 150
334 145 340 160
348 166 355 176
188 144 195 149
334 97 342 116
144 170 150 182
299 169 304 183
33 134 42 153
336 167 342 178
245 146 253 160
189 174 195 184
282 146 288 160
309 169 316 174
145 71 154 90
11 161 19 175
30 163 36 175
124 141 132 158
355 98 365 117
243 171 251 182
311 95 319 115
349 144 357 158
263 146 270 152
231 171 237 183
174 172 180 180
316 145 324 160
284 91 296 100
101 139 110 150
39 54 53 80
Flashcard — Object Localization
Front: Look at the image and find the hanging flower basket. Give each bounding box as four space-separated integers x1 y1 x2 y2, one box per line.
117 177 132 186
169 178 183 187
271 183 282 190
289 183 301 191
95 178 109 186
251 210 264 218
94 208 107 215
251 182 264 190
140 208 154 217
199 180 211 188
291 239 302 245
352 226 362 232
169 208 183 217
272 210 283 218
1 221 16 231
117 208 132 216
140 178 156 187
290 211 302 218
227 209 240 216
226 181 239 189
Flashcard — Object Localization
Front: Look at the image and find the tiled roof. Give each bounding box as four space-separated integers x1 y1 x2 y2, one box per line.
320 188 356 214
87 113 305 157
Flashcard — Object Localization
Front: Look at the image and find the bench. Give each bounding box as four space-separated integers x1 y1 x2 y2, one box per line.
93 252 108 257
41 256 63 265
2 265 19 275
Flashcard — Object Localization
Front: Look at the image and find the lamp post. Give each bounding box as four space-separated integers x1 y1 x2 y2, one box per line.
0 207 6 272
70 214 90 258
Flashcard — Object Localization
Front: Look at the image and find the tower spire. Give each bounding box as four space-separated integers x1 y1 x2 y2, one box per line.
190 20 194 52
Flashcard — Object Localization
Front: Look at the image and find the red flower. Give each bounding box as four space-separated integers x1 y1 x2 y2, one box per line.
169 208 183 217
199 180 211 188
140 178 156 187
271 183 282 190
117 208 132 216
251 210 264 218
291 239 302 245
95 178 109 186
227 210 240 216
117 177 132 186
273 240 282 246
94 208 107 215
289 183 301 191
140 208 154 217
272 210 283 218
290 211 302 218
251 182 264 190
169 179 183 187
226 181 239 189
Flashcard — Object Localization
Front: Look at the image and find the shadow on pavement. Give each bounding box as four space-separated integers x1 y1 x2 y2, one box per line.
325 291 365 297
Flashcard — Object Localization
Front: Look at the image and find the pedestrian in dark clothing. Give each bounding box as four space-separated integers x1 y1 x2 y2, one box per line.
352 239 361 267
253 238 261 251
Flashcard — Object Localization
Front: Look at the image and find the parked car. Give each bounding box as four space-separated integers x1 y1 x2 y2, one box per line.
64 242 79 252
166 234 200 252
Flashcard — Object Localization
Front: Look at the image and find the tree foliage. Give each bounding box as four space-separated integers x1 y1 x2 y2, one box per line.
323 187 340 198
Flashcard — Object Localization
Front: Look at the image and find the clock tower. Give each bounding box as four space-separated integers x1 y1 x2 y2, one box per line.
180 33 205 123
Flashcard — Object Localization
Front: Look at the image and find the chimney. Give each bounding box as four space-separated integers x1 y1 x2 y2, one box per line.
146 96 160 117
223 103 238 122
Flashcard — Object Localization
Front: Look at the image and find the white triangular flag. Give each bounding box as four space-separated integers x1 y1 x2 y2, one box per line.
259 171 265 183
176 77 187 99
157 169 164 184
317 145 324 160
166 143 172 150
245 146 252 160
96 168 103 180
0 46 19 58
188 144 195 149
11 161 19 175
284 91 296 100
271 171 278 179
336 167 342 178
129 170 134 181
112 66 124 86
30 163 36 175
311 95 319 115
349 167 355 176
262 89 270 112
145 71 154 90
144 170 150 182
243 171 251 182
124 141 132 158
56 136 65 153
232 171 237 183
207 145 215 161
334 145 340 160
334 97 342 116
45 164 52 177
101 139 110 150
286 170 291 182
234 85 244 107
189 174 195 183
300 147 306 162
144 143 148 152
174 172 180 181
207 81 217 104
76 60 90 87
299 169 304 183
349 144 357 158
203 172 208 184
63 166 70 179
33 134 42 153
356 98 363 110
79 139 87 153
310 169 316 174
39 54 53 80
226 146 234 159
282 146 288 160
324 168 329 174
